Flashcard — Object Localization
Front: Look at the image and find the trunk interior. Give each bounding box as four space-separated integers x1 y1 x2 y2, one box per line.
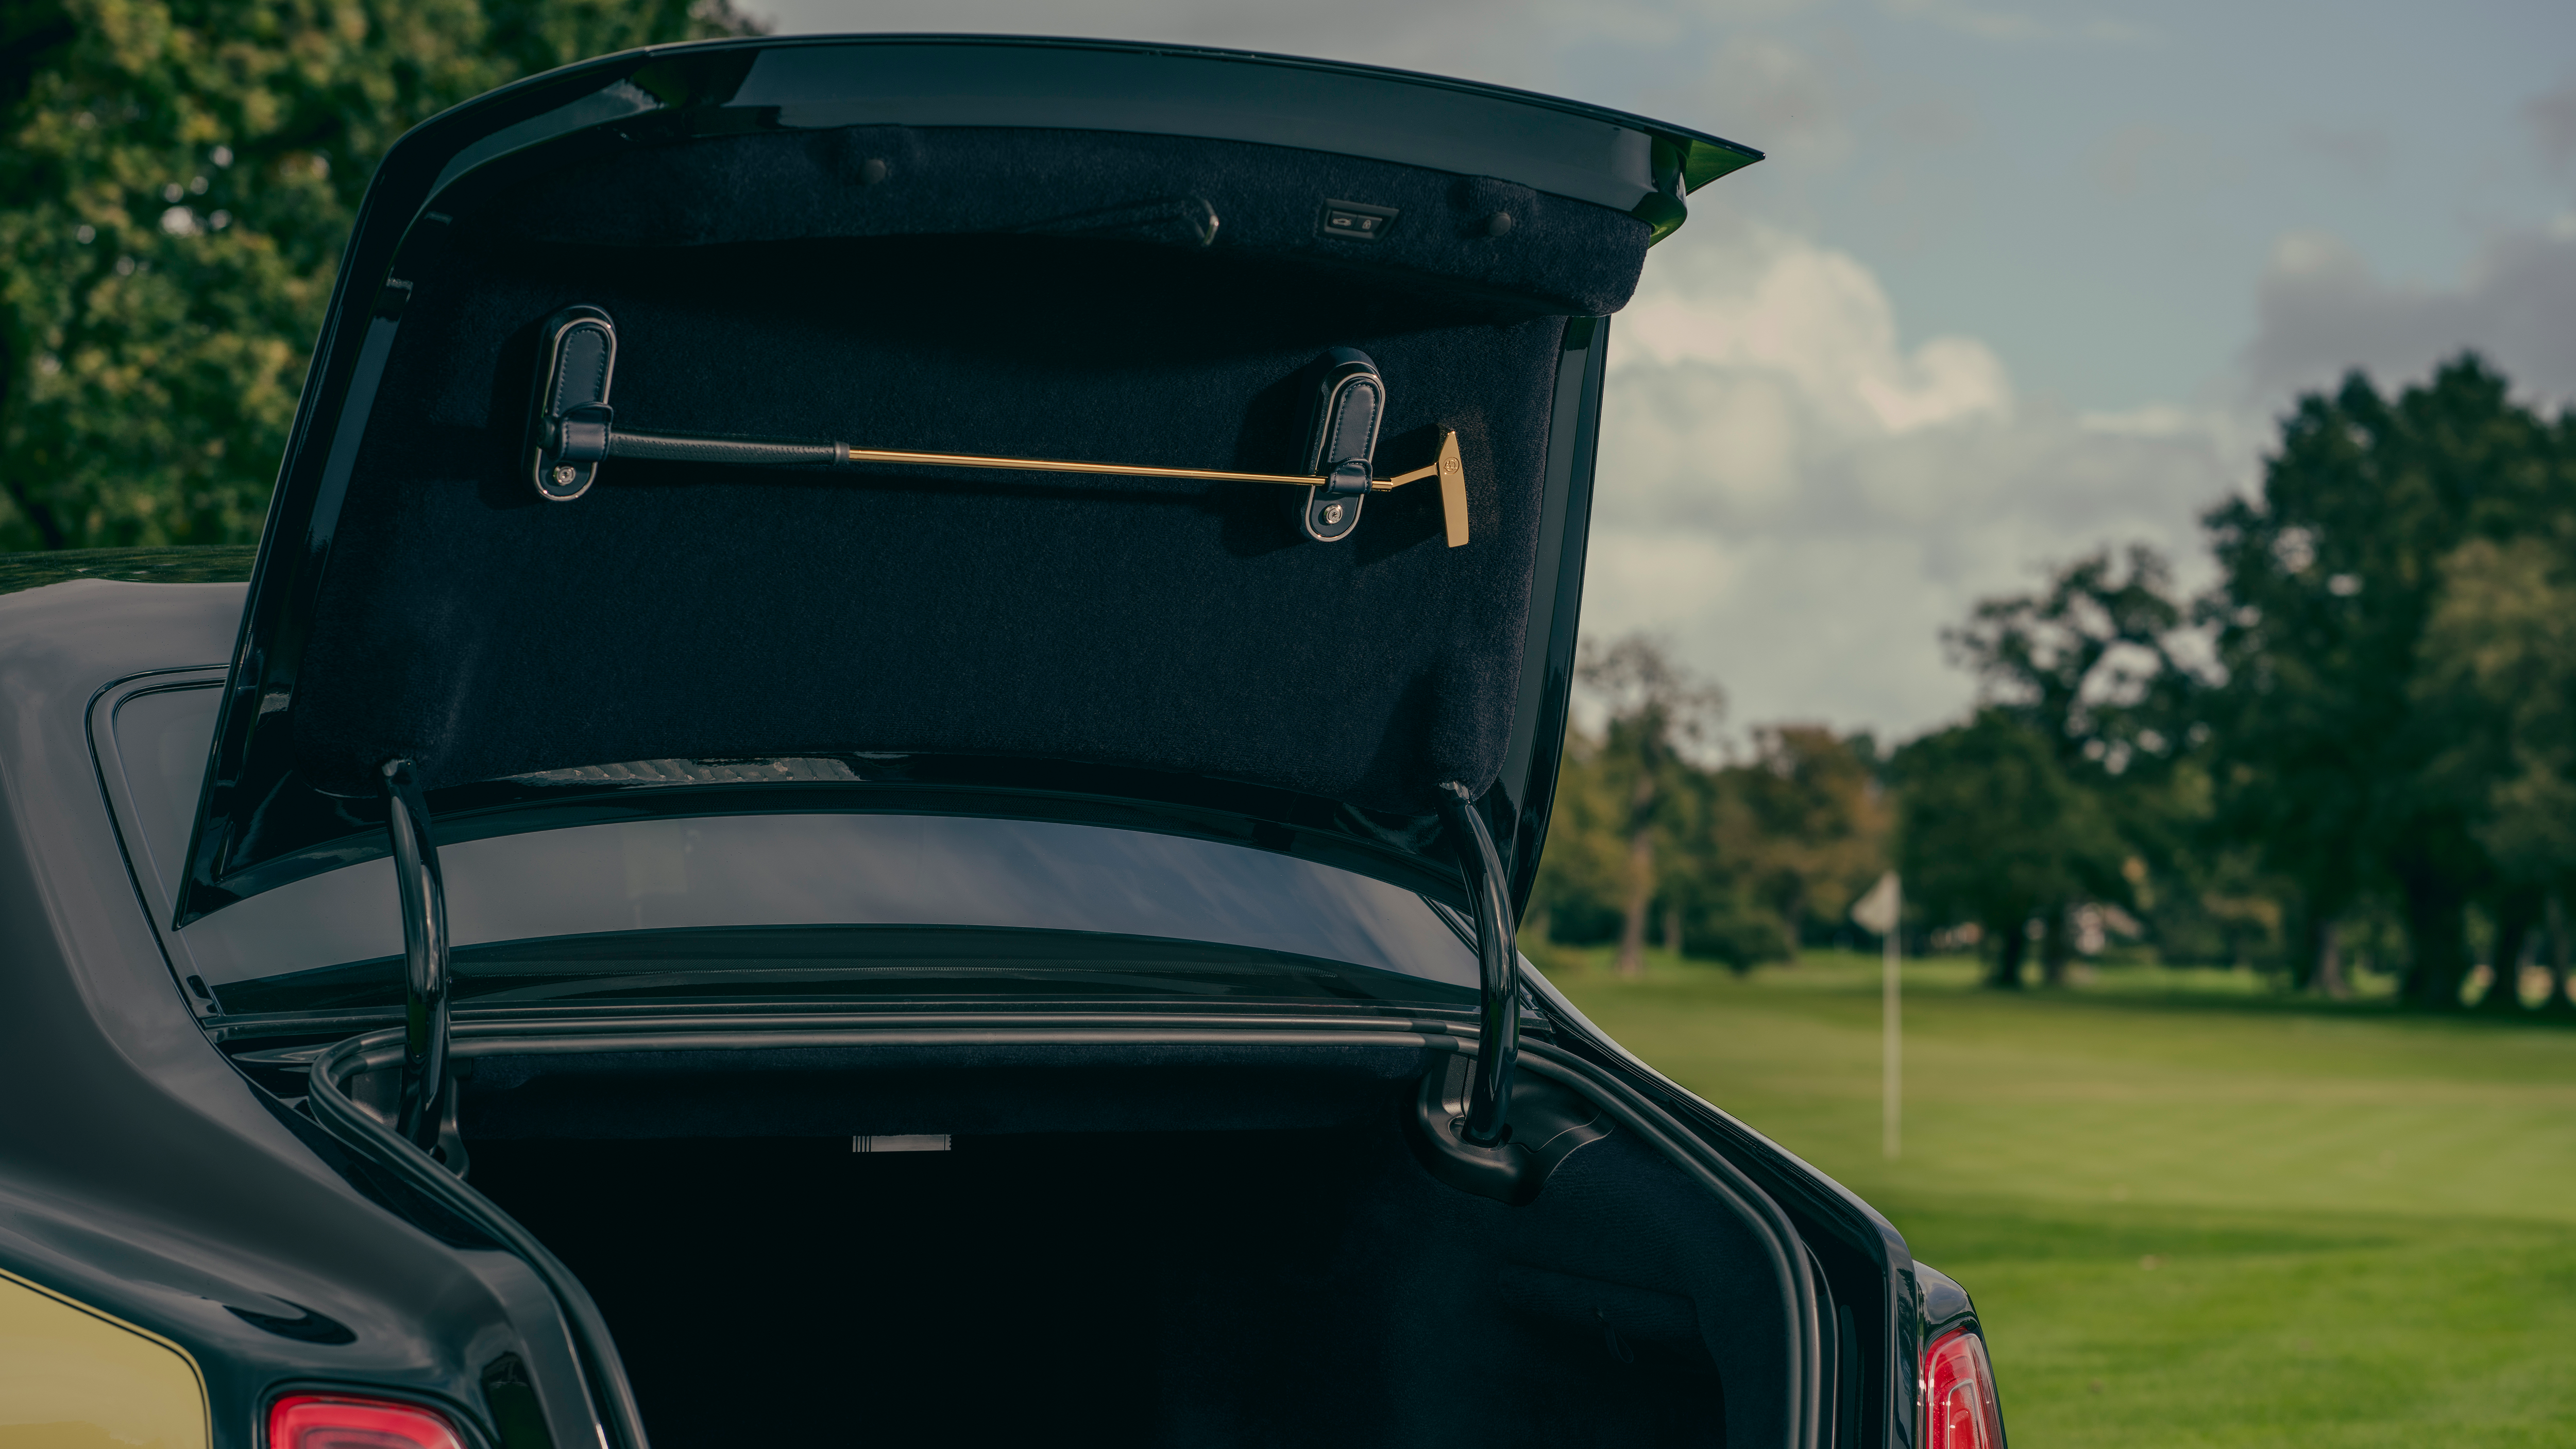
457 1041 1787 1448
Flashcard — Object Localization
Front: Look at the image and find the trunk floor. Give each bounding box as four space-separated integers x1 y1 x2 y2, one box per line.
469 1125 1728 1447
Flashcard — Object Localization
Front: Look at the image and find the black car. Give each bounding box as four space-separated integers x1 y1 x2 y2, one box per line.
0 34 2004 1449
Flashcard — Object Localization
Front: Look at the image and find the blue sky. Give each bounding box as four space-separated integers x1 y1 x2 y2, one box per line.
749 0 2576 740
1658 0 2574 408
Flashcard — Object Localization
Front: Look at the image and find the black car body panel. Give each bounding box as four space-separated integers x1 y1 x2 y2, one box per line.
0 577 596 1449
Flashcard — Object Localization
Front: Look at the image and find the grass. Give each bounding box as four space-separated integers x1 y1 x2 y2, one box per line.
1541 946 2576 1447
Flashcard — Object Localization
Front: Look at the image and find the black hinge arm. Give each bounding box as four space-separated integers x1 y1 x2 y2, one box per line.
1436 781 1519 1145
381 759 453 1161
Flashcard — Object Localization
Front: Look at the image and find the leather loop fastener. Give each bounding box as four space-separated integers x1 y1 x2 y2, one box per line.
527 306 617 502
1299 349 1384 542
554 404 613 463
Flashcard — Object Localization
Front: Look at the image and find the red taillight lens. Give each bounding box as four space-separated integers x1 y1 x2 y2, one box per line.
269 1394 467 1449
1920 1327 2005 1449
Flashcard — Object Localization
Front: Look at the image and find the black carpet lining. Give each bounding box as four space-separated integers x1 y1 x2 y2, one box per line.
293 125 1639 813
464 1059 1784 1447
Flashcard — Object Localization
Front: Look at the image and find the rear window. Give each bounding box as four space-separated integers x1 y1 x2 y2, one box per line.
110 684 1478 1015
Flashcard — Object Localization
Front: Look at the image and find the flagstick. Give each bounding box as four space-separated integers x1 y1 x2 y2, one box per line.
1883 879 1902 1161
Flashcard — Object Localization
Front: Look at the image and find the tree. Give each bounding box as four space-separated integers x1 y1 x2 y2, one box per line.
1947 544 2198 777
1725 725 1888 960
1576 635 1724 977
1523 726 1632 949
0 0 756 550
1523 724 1799 974
1658 772 1794 971
2199 356 2556 1008
1893 709 2125 988
2414 534 2576 1012
1944 545 2197 981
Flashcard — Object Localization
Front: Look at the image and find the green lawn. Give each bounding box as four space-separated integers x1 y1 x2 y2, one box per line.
1542 946 2576 1447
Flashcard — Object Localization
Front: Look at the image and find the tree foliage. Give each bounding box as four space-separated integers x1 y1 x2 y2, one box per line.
1533 357 2576 1015
0 0 754 549
2199 356 2574 1007
1946 542 2198 781
1573 635 1724 976
1939 543 2200 982
1533 636 1884 975
1892 709 2126 987
1726 724 1887 960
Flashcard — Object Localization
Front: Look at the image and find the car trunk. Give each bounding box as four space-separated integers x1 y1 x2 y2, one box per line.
192 39 1800 1449
451 1041 1785 1448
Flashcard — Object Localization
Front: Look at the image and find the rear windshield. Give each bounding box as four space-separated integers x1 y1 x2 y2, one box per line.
111 684 1478 1015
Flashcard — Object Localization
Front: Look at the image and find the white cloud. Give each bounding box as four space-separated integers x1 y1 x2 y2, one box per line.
1616 224 2013 435
1586 218 2233 741
2245 225 2576 412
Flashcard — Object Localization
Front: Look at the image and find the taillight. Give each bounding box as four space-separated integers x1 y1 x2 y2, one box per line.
1920 1327 2005 1449
269 1393 467 1449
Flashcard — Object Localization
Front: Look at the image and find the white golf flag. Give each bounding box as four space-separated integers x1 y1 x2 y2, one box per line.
1852 872 1901 935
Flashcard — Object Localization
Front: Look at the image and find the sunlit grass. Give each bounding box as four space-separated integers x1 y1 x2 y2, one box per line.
1541 945 2576 1447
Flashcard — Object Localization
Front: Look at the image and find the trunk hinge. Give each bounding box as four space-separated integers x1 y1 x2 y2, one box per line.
1406 783 1614 1205
1436 781 1518 1143
381 759 466 1173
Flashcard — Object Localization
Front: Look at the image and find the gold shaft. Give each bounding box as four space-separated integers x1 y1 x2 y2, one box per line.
827 430 1468 548
836 444 1322 488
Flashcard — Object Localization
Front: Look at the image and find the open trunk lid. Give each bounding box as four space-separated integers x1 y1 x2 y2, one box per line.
179 35 1760 928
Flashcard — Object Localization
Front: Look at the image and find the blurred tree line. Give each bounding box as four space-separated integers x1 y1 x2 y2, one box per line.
1529 635 1889 976
1535 356 2576 1013
0 0 755 550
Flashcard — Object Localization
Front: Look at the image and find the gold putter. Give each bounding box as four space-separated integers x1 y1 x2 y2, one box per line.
526 308 1470 548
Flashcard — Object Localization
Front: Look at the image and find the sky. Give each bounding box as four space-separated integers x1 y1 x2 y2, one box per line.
748 0 2576 744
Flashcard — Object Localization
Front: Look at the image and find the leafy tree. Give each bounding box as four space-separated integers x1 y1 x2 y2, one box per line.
2199 356 2557 1008
2414 533 2576 1012
1531 719 1880 974
1575 635 1724 977
1661 814 1793 970
1893 709 2126 988
0 0 755 550
1723 724 1888 959
1943 545 2198 980
1947 544 2199 777
1523 726 1633 948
